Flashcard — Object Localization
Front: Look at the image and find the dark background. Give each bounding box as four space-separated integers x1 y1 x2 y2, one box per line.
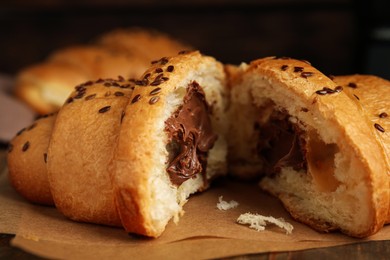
0 0 389 79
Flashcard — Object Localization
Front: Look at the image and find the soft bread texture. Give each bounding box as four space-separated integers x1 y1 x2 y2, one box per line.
111 51 228 237
7 113 56 205
47 78 135 227
15 28 189 115
333 74 390 222
228 57 389 237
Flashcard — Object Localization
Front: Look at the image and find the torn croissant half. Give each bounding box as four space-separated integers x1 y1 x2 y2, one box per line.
45 51 228 237
228 57 389 237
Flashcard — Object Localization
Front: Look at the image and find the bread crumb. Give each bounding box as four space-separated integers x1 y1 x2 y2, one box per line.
216 196 239 210
237 212 293 234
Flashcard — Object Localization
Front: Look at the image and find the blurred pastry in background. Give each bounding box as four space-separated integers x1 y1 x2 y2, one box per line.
14 27 191 115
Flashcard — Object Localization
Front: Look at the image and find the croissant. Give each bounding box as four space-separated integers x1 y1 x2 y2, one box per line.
7 51 228 237
14 28 190 115
227 57 389 238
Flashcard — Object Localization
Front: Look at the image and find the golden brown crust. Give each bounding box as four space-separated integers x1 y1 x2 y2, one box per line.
235 57 389 237
7 114 56 205
333 74 390 223
14 28 190 115
15 62 89 114
47 78 134 227
97 27 191 63
111 51 227 237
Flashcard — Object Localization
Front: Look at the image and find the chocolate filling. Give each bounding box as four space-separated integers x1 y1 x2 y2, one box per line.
165 81 217 186
257 110 307 175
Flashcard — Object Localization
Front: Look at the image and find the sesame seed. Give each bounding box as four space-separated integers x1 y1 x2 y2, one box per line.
74 91 86 99
114 91 125 96
27 123 37 131
328 74 335 80
131 94 141 104
144 73 151 79
118 75 125 81
315 89 328 95
294 67 304 72
66 97 74 104
301 59 311 65
281 65 288 71
155 68 163 73
83 81 93 86
178 50 189 55
301 72 314 78
149 96 160 105
334 86 343 92
44 153 47 163
151 60 158 64
353 94 360 100
160 57 169 65
98 106 111 113
150 87 161 95
105 92 111 97
16 127 26 136
301 108 309 112
379 112 388 118
348 82 357 88
121 110 125 123
112 82 120 87
22 141 30 152
167 65 174 72
85 94 96 101
96 79 104 83
374 123 385 132
104 82 112 87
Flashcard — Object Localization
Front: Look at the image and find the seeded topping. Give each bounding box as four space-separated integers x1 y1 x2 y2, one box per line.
301 108 309 112
301 59 311 65
16 127 26 136
118 75 125 81
167 65 174 72
131 94 141 104
22 141 30 152
281 65 288 71
353 94 360 100
328 74 335 80
134 80 147 86
74 90 86 99
301 72 314 78
314 86 343 95
98 106 111 113
155 68 163 73
160 57 169 65
85 94 96 101
66 97 74 104
27 123 37 131
348 82 357 88
374 123 385 132
96 79 104 83
7 143 13 153
144 73 151 79
151 60 158 64
334 86 343 92
294 66 304 72
114 91 125 96
379 112 388 118
104 82 112 87
120 110 125 123
178 50 190 55
149 96 160 105
104 91 111 97
150 87 161 95
44 153 47 163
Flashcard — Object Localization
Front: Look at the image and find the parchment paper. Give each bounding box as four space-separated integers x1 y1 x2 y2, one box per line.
1 168 389 259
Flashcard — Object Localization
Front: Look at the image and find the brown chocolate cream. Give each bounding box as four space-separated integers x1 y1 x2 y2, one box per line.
165 81 217 186
257 109 307 175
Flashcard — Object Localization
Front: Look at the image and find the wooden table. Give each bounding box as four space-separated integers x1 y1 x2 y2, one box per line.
1 148 390 259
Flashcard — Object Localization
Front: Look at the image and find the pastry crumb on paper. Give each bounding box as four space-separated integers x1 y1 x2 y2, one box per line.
237 213 294 235
216 196 239 210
